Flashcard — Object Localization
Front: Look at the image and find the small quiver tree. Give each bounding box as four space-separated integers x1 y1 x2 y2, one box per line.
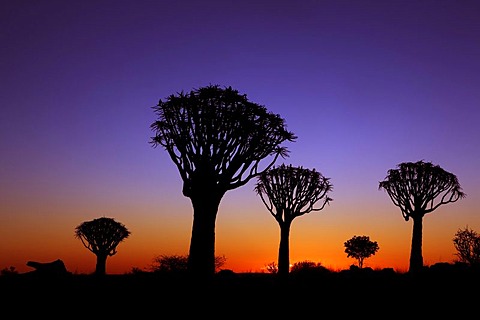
75 216 131 276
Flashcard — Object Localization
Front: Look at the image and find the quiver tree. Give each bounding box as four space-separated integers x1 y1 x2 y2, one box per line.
344 235 379 269
255 164 333 278
150 85 296 278
379 160 465 273
74 217 131 276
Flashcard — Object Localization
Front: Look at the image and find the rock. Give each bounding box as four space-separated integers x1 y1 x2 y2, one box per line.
26 259 70 276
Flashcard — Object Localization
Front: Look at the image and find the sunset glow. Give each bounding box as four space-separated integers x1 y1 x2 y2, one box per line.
1 0 479 275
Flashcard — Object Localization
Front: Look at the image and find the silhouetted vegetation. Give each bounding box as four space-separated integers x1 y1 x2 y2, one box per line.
151 254 188 273
255 164 332 278
453 226 480 266
74 217 130 276
290 260 330 277
150 85 296 278
1 266 18 276
2 262 479 314
379 160 465 273
150 254 226 273
264 261 278 274
1 86 475 310
344 235 379 268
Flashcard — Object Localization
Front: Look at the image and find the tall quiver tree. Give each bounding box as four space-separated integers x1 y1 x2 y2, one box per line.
74 217 131 276
255 164 333 278
150 85 296 278
379 160 465 273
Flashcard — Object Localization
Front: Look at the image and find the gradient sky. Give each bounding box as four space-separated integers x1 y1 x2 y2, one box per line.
1 0 479 275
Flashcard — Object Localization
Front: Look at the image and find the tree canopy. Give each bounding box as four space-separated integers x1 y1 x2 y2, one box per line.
379 160 465 221
344 235 379 269
150 84 297 197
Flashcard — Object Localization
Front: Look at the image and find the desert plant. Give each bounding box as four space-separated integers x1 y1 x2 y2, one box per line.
344 235 379 268
74 216 131 276
290 260 330 277
290 260 324 272
264 261 278 274
1 266 18 276
453 226 480 266
379 160 465 272
150 85 296 278
151 254 227 273
255 164 332 278
151 254 188 273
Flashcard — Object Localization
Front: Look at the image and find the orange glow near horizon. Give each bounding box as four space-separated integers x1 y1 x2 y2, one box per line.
2 184 477 275
2 1 479 277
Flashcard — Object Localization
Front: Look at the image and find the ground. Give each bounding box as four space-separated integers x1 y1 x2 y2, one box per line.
1 264 477 317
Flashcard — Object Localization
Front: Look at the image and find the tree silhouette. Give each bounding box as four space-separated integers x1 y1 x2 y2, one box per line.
255 164 332 278
379 160 465 273
74 217 131 276
150 85 296 278
452 226 480 266
344 235 379 269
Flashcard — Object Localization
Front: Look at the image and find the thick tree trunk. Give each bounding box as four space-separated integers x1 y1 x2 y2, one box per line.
278 221 292 278
409 216 424 273
188 191 223 279
95 254 108 276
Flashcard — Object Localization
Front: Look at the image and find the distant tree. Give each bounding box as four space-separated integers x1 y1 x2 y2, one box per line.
255 164 333 278
452 226 480 266
344 235 379 269
151 254 227 273
74 217 130 276
379 160 466 273
150 84 296 278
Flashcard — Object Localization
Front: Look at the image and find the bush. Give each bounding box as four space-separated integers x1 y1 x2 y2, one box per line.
150 254 227 273
1 266 18 276
290 260 330 276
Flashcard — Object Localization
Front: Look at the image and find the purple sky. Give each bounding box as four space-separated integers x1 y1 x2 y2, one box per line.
1 0 479 273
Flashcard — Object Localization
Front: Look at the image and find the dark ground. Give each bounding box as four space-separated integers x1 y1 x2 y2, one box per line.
1 264 478 317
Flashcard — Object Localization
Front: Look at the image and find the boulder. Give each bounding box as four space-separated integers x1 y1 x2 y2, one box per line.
26 259 69 276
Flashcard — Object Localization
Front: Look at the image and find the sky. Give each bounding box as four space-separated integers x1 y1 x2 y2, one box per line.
1 0 479 275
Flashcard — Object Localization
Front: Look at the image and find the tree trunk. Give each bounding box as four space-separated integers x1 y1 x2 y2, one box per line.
409 215 424 273
277 221 292 278
188 191 223 279
95 254 107 276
